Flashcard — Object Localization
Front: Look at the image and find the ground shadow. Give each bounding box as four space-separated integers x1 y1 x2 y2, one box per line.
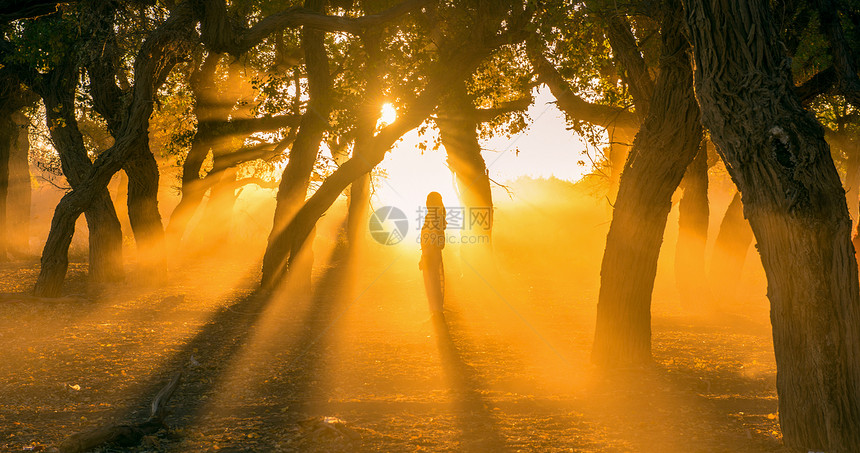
583 363 788 452
431 309 508 452
217 242 361 450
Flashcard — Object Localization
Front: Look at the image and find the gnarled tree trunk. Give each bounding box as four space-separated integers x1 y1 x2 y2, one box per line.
33 2 194 296
84 4 165 276
41 65 123 283
684 0 860 449
591 2 703 366
261 3 331 290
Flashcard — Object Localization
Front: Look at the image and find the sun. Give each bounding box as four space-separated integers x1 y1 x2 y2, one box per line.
378 103 397 128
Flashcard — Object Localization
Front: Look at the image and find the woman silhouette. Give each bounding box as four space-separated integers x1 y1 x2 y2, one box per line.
420 192 447 314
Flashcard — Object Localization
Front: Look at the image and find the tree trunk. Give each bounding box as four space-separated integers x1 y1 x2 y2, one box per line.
41 67 123 282
708 190 753 303
165 130 214 248
591 3 703 367
674 139 710 310
684 0 860 449
166 52 228 248
8 110 31 256
33 2 195 296
438 82 494 266
345 38 382 248
261 6 331 290
607 128 634 202
123 144 166 277
84 193 125 282
346 172 370 245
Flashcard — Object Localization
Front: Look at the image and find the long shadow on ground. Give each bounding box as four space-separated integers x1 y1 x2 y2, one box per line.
216 243 363 451
431 310 508 452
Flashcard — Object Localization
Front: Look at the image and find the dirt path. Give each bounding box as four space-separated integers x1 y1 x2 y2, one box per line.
0 241 786 452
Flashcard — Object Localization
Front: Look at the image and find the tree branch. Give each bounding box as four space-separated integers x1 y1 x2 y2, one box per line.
526 39 637 131
473 97 532 122
232 176 279 190
212 114 302 138
818 0 860 109
194 0 432 56
794 65 836 104
603 13 654 119
0 0 75 23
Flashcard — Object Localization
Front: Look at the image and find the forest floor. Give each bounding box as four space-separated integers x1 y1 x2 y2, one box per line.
0 245 786 453
0 181 787 452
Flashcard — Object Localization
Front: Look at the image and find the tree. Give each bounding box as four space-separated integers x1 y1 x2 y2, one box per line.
0 11 127 281
165 51 300 249
30 2 196 296
260 0 535 285
436 46 533 266
261 0 333 290
683 0 860 449
591 0 703 366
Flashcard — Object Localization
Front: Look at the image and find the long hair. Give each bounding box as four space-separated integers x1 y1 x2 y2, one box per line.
424 191 447 230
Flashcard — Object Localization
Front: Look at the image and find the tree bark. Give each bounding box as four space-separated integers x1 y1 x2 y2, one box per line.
708 191 753 304
41 65 124 282
607 128 634 201
261 1 331 290
591 2 703 366
123 143 166 276
674 139 710 310
345 36 382 247
438 82 494 265
33 2 195 296
84 5 166 276
683 0 860 449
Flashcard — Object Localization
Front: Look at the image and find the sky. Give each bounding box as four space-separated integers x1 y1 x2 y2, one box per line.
370 86 595 216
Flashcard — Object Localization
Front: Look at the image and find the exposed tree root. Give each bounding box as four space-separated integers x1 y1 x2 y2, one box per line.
52 371 182 453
